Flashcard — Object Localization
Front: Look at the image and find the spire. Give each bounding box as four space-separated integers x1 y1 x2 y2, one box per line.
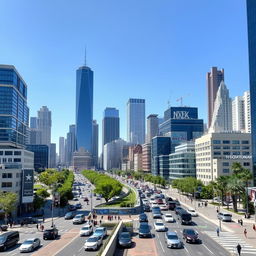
84 46 87 66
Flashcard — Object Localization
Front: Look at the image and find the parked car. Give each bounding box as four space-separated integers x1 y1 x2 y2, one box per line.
182 229 200 243
139 222 151 238
154 220 166 232
73 214 86 224
139 213 148 222
68 205 76 211
84 235 103 251
22 217 37 224
0 231 19 251
118 232 132 248
164 213 174 223
65 211 76 220
75 203 82 209
80 225 93 236
217 212 232 222
187 208 198 217
93 227 107 238
19 238 41 252
43 228 58 240
165 231 183 249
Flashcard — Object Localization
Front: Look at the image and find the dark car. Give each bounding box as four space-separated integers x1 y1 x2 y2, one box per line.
75 203 82 209
139 222 151 238
22 217 37 224
118 232 132 248
175 206 183 214
84 197 89 202
139 213 148 222
65 211 77 220
43 228 58 240
182 229 200 243
143 204 151 212
0 231 19 251
140 194 146 199
68 205 76 211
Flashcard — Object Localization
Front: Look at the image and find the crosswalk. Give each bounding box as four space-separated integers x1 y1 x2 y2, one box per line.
204 231 256 255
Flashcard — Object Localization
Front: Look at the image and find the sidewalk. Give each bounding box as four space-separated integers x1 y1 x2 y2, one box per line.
167 187 256 250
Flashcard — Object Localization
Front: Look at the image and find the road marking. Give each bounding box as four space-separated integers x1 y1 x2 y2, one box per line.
203 244 214 254
159 240 165 253
78 246 83 252
184 246 190 255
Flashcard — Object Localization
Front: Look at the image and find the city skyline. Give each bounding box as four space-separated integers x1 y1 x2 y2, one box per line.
0 0 250 151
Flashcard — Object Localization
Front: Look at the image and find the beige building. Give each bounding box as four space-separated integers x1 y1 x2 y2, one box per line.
195 132 252 185
142 143 151 172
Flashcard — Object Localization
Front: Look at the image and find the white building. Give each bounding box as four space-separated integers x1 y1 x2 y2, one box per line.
209 82 232 133
244 91 251 133
59 136 65 165
37 106 52 146
195 132 252 185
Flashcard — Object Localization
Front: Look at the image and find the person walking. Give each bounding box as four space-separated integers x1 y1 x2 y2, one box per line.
216 227 220 237
237 243 242 256
253 224 256 231
244 228 247 238
240 219 243 226
36 223 39 230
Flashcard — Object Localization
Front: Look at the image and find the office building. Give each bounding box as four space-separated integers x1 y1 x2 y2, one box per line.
247 0 256 173
195 133 252 185
76 62 93 153
158 155 170 180
151 136 171 176
102 108 119 148
37 106 51 146
209 82 232 133
232 96 245 132
29 129 42 145
169 142 196 181
207 67 225 128
133 144 142 172
147 114 159 143
59 136 65 165
73 148 93 171
49 143 56 168
66 124 76 167
127 98 145 144
0 65 29 148
244 91 251 133
92 120 99 168
26 144 49 172
142 143 151 172
30 117 38 129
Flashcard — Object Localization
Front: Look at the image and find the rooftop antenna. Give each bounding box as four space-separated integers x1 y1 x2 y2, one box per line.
84 46 87 66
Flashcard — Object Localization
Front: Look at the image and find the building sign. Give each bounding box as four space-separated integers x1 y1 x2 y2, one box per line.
173 111 190 119
22 169 34 203
170 107 198 120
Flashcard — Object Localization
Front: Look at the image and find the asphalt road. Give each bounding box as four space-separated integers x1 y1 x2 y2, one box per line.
1 173 99 256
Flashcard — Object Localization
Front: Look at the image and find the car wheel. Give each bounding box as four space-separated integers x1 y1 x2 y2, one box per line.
3 246 7 251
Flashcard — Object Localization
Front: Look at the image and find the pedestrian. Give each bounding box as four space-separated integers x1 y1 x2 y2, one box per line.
253 224 256 231
99 220 102 225
101 215 103 220
216 227 220 237
36 223 39 230
216 208 219 213
43 216 45 223
244 228 247 238
198 202 200 207
240 219 243 226
237 243 242 256
115 215 117 220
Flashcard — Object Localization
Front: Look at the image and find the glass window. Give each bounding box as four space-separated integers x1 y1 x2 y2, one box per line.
223 169 230 173
2 182 12 188
232 140 240 144
4 151 13 155
213 146 221 150
14 158 21 162
233 152 240 155
213 140 221 144
214 152 221 155
242 140 249 144
232 146 240 150
223 152 231 155
223 162 229 166
223 140 230 144
242 152 250 156
223 146 230 150
14 151 21 155
243 162 250 166
0 151 3 155
242 146 250 150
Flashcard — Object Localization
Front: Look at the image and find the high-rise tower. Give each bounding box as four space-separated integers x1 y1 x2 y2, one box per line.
146 114 159 143
37 106 51 146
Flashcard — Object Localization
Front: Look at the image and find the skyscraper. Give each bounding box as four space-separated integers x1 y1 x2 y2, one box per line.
127 98 145 144
209 82 232 133
37 106 51 146
30 117 38 129
207 67 224 128
92 120 99 168
59 136 65 165
247 0 256 174
102 108 120 148
0 65 29 147
232 96 245 132
49 143 56 168
76 63 93 153
66 124 76 167
146 114 159 143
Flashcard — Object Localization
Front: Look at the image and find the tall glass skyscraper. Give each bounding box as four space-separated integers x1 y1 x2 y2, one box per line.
247 0 256 180
76 65 93 153
0 65 29 148
127 98 145 144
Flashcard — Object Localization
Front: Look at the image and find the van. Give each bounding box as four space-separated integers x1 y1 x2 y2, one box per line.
176 209 192 225
217 212 232 222
0 231 19 251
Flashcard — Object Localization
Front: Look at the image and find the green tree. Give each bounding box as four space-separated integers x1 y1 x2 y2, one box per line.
33 194 45 210
36 188 50 199
213 176 229 206
0 192 18 222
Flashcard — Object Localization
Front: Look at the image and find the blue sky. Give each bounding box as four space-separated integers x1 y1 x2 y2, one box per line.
0 0 249 152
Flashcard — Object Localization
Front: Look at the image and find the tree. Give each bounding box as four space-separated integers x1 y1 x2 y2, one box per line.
0 192 18 222
33 194 45 210
214 176 229 206
36 188 50 199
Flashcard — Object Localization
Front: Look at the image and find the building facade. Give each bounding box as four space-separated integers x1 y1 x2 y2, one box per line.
66 124 76 167
127 98 145 144
37 106 51 146
92 120 99 168
59 136 65 165
73 148 92 171
49 143 56 168
142 143 151 172
195 133 252 185
207 67 225 128
146 114 159 143
133 144 142 172
232 96 245 132
76 65 93 153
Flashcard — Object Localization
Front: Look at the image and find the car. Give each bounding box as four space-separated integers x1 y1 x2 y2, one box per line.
165 231 183 249
187 208 198 217
84 197 89 202
22 217 37 224
164 213 174 223
143 204 151 212
217 212 232 222
73 197 79 201
73 214 85 224
182 229 200 243
84 235 103 251
75 203 82 209
152 208 162 219
19 238 41 252
43 228 58 240
65 211 77 220
160 204 168 211
175 206 183 214
96 196 101 200
118 232 132 248
0 231 19 251
68 205 76 211
139 213 148 222
142 199 149 204
151 202 159 208
141 194 146 199
139 222 151 238
154 220 166 232
80 225 93 236
93 227 107 238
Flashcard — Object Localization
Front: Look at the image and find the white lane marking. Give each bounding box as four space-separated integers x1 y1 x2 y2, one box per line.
159 240 165 253
184 246 190 255
78 246 84 252
203 244 214 254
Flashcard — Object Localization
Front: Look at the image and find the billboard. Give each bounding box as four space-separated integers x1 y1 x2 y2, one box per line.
22 169 34 203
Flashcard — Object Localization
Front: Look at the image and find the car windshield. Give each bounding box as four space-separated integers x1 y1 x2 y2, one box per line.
23 240 34 244
156 223 164 226
87 237 98 242
82 227 90 230
120 233 130 239
189 209 195 212
0 236 6 243
166 214 172 217
167 235 178 240
224 214 232 217
186 230 196 235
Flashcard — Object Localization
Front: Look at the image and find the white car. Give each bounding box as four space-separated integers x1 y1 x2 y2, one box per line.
151 202 159 208
164 213 174 223
160 204 168 211
80 224 93 236
19 238 41 253
187 208 198 217
154 220 166 232
84 235 103 251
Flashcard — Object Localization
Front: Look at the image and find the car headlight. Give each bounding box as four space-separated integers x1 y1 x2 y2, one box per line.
187 237 191 240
